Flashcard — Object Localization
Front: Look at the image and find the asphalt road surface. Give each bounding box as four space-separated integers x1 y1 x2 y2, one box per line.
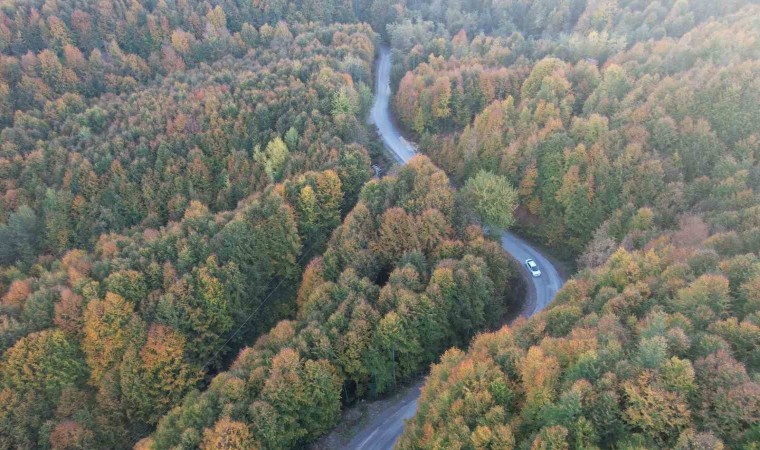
369 48 418 164
501 231 564 316
340 46 565 450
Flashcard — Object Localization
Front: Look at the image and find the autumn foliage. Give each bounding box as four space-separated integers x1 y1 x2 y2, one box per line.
394 1 760 449
0 13 377 448
148 156 516 448
1 0 759 448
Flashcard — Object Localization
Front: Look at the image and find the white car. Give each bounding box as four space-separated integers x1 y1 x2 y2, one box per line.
525 259 541 277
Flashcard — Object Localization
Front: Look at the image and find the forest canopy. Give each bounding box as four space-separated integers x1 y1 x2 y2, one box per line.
1 0 759 449
0 9 384 448
391 1 760 449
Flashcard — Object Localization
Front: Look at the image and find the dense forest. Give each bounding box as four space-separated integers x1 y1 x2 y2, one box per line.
391 1 760 449
0 17 378 263
391 1 759 256
0 1 389 446
400 217 760 448
1 0 759 448
148 156 515 448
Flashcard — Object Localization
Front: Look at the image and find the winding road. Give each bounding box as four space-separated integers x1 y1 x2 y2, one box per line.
340 46 566 450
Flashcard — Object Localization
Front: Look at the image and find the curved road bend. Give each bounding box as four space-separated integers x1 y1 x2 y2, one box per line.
343 46 566 450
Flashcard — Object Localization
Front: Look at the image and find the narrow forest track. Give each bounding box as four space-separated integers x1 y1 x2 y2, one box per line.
333 46 567 450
